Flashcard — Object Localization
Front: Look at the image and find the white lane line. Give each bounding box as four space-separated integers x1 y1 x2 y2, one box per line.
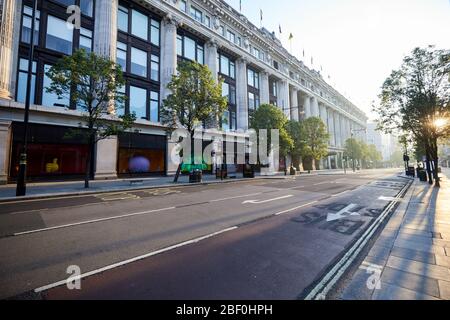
13 207 176 236
34 226 238 293
314 181 330 186
209 193 262 203
10 208 49 215
274 201 319 216
331 190 350 197
242 195 294 205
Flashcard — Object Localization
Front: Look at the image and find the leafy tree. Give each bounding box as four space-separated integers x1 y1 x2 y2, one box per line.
374 46 450 186
160 61 227 180
299 117 330 170
285 120 303 169
250 104 294 168
390 149 405 166
366 144 383 168
46 49 135 188
344 138 364 170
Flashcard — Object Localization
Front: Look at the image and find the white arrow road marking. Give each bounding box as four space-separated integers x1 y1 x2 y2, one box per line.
242 195 293 204
326 204 360 222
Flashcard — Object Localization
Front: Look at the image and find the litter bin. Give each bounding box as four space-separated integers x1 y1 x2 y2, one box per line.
418 170 427 182
243 164 255 178
189 169 203 183
290 166 297 176
406 167 416 178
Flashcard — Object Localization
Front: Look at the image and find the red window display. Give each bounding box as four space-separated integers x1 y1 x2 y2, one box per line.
10 143 89 178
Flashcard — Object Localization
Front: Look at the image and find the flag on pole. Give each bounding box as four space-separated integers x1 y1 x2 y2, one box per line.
303 49 305 57
279 24 282 34
239 0 242 12
311 56 314 65
260 9 263 27
289 33 293 40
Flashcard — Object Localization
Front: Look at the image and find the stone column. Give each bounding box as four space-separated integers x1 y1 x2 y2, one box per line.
93 0 119 180
319 103 328 126
290 88 299 121
277 80 290 119
311 97 320 117
94 0 118 59
260 71 270 105
0 121 12 184
0 0 20 100
236 58 248 130
160 15 178 102
328 108 336 147
303 94 311 118
95 135 118 180
205 40 219 129
205 40 218 81
335 112 342 147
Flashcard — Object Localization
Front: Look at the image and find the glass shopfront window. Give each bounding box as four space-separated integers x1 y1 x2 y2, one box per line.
118 132 166 176
10 123 90 180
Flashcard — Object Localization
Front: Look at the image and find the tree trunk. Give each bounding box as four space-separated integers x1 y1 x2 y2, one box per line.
430 138 440 188
433 158 440 188
84 131 95 189
190 131 196 172
425 149 434 185
174 161 183 183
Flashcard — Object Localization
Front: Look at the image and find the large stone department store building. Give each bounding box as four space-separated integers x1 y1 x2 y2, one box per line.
0 0 367 183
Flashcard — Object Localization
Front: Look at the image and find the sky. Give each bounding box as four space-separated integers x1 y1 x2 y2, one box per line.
225 0 450 120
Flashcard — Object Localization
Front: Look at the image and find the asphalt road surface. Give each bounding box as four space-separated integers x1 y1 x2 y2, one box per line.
0 169 410 300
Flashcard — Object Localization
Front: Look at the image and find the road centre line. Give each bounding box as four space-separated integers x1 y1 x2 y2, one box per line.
331 190 351 197
34 226 239 294
209 193 262 203
11 193 264 236
274 201 319 216
13 207 176 236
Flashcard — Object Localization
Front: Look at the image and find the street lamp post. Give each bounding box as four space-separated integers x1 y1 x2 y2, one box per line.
16 0 38 196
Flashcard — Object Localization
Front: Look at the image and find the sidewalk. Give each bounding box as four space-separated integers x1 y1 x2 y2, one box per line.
341 168 450 300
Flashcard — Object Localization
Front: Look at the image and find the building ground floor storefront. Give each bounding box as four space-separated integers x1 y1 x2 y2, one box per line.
0 102 251 184
0 101 355 184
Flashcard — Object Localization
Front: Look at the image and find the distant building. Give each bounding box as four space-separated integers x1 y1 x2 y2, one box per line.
366 123 398 161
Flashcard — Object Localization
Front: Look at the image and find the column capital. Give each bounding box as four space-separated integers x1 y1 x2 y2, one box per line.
163 13 180 29
236 57 248 65
260 70 270 77
206 38 219 49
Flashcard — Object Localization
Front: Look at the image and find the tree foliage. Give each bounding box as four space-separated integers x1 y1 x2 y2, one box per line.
344 138 383 168
250 104 294 159
374 46 450 185
46 49 135 188
285 120 303 167
298 117 330 162
161 60 228 135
